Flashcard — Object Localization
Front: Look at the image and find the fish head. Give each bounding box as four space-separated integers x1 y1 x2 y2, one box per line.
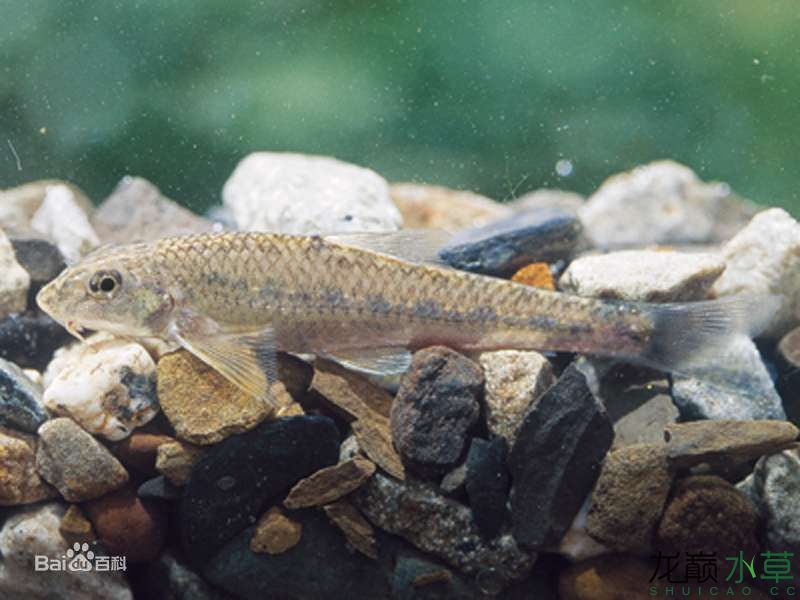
37 245 175 340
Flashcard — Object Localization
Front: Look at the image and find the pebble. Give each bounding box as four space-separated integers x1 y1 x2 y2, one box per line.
603 378 678 448
155 439 206 485
478 350 555 444
713 207 800 337
30 183 100 263
179 415 340 566
157 349 274 445
389 182 510 230
439 462 467 498
0 425 57 505
507 188 585 215
655 475 760 558
110 431 174 475
0 502 133 600
137 475 181 501
439 208 583 276
354 472 535 584
7 230 66 302
311 358 394 420
205 508 390 599
509 362 614 550
672 335 786 421
84 486 167 563
585 444 673 554
0 227 30 319
559 250 724 302
92 176 215 243
0 311 72 371
137 552 231 600
59 504 95 545
578 160 758 248
284 456 376 509
223 152 402 234
35 417 129 501
323 499 379 560
250 506 303 554
744 448 800 551
510 262 556 289
0 180 94 231
43 338 159 441
391 347 482 477
0 355 47 433
464 437 511 539
664 419 798 469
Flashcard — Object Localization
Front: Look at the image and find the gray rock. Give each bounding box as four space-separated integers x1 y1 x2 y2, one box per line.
391 347 482 477
223 152 402 234
138 475 181 501
585 444 673 554
0 227 30 319
465 437 510 539
92 176 215 244
665 420 798 470
579 160 758 248
353 472 535 584
778 327 800 419
508 362 614 550
439 208 582 276
35 417 129 501
0 180 93 231
0 356 47 433
8 231 65 302
0 312 73 371
559 250 724 302
205 509 390 600
713 207 800 338
746 449 800 550
603 378 678 448
0 502 133 599
478 350 555 445
671 335 786 421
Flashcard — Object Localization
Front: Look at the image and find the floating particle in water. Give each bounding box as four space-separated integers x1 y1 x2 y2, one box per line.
555 159 573 177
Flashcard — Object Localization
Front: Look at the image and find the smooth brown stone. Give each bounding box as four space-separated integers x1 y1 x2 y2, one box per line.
323 499 378 560
284 457 376 509
249 506 302 555
110 432 174 474
665 419 799 468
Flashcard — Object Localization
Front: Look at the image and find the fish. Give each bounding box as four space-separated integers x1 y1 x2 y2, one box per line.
36 230 762 408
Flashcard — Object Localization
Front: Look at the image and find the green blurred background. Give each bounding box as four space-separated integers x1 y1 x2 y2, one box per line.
1 1 798 215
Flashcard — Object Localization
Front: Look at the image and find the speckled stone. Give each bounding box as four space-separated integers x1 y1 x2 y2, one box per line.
744 448 800 551
0 312 72 371
35 417 129 501
0 502 133 600
0 355 47 433
585 444 673 554
354 472 535 584
0 425 57 505
157 350 273 445
479 350 555 444
43 338 158 441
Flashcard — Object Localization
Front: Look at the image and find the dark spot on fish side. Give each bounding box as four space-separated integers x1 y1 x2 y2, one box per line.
412 299 443 320
367 294 392 315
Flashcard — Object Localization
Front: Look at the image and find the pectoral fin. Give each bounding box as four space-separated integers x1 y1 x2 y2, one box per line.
322 347 412 376
170 311 278 407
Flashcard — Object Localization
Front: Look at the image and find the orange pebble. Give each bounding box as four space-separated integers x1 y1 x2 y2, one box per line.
511 263 555 290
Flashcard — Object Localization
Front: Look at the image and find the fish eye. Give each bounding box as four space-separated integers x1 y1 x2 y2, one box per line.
88 270 123 297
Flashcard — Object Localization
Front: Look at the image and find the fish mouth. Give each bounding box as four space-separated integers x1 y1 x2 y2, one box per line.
65 320 90 342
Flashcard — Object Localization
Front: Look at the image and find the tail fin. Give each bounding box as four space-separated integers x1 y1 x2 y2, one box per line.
637 293 780 374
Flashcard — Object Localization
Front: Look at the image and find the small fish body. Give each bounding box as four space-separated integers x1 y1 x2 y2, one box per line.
36 231 750 407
